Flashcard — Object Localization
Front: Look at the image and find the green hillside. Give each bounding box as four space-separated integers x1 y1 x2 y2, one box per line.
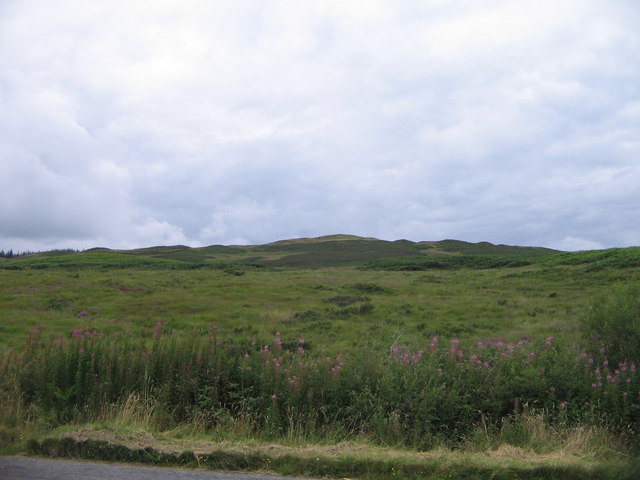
3 235 640 473
1 235 639 351
0 235 563 270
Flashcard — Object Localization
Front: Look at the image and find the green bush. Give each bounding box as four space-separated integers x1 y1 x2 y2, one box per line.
581 283 640 365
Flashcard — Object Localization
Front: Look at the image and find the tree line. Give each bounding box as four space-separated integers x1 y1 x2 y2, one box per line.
0 248 80 258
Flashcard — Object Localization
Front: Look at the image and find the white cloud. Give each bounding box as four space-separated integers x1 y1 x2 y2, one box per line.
551 237 605 252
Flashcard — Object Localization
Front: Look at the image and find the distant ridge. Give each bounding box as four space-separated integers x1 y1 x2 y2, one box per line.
4 235 640 271
19 235 639 271
263 234 380 246
101 235 558 268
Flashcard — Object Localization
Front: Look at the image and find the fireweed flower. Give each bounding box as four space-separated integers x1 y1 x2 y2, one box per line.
412 350 424 363
153 321 164 338
429 336 438 354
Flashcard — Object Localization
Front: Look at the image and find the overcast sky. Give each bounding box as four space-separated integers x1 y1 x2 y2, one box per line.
1 0 639 253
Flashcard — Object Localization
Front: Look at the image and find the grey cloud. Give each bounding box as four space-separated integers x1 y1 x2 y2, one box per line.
1 0 639 252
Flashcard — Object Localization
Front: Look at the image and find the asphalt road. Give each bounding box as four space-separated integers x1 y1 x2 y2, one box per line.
0 456 319 480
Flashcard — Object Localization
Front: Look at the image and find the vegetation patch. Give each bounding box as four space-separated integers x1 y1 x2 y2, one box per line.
2 237 640 478
323 295 371 307
23 430 640 480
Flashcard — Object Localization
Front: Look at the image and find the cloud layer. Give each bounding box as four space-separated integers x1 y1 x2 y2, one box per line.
1 0 639 251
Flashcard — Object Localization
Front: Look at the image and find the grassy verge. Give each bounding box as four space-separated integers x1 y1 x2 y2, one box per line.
9 423 638 480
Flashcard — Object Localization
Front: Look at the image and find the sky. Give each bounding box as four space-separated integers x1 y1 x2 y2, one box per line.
1 0 639 253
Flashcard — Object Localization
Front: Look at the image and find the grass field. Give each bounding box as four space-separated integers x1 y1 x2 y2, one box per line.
2 236 640 478
1 268 638 351
0 262 633 351
2 235 639 351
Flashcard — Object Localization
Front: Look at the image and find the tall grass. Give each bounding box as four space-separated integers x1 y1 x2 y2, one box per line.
2 325 638 451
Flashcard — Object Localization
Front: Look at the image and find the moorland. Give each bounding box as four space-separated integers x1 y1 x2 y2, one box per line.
1 235 640 479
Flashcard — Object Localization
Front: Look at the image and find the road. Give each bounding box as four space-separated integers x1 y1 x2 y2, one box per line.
0 456 319 480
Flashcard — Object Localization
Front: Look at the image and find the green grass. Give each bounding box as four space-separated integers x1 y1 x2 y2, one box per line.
545 247 640 270
1 257 640 351
22 428 640 480
2 236 640 478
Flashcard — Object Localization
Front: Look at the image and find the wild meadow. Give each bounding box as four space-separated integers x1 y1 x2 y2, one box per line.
2 238 640 478
4 324 639 447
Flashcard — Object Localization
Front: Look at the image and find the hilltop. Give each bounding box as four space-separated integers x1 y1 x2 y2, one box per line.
0 235 562 269
2 235 639 271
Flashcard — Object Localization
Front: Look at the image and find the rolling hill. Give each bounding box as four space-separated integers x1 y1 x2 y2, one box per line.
1 235 562 269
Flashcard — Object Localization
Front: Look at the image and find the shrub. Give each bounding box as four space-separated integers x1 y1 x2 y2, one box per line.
3 327 639 449
581 283 640 365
